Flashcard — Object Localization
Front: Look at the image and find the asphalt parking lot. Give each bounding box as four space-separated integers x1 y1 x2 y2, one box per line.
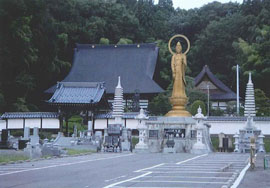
104 153 249 188
0 152 249 188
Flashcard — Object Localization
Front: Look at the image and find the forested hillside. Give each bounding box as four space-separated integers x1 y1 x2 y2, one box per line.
0 0 269 115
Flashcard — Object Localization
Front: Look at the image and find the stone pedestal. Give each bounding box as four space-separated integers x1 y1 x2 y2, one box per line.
135 129 148 152
191 128 209 154
146 117 197 153
163 147 176 153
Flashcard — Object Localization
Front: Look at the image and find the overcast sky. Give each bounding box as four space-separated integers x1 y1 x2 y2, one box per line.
169 0 243 10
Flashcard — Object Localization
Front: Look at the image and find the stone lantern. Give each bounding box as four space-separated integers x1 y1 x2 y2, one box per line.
191 106 211 154
258 133 265 153
134 108 149 151
233 133 240 152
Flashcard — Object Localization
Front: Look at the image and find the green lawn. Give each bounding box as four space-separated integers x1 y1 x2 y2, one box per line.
264 138 270 153
64 148 96 156
0 154 29 163
211 137 219 152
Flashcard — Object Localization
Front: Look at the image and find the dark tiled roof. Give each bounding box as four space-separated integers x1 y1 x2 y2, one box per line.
48 82 105 104
95 112 140 119
1 112 59 119
95 112 155 119
206 116 270 121
46 43 163 94
195 65 238 100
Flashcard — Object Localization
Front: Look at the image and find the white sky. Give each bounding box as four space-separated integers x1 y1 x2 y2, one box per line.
158 0 244 10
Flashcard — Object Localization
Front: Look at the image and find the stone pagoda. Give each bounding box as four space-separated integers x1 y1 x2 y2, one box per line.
112 76 124 124
234 115 265 153
244 72 256 117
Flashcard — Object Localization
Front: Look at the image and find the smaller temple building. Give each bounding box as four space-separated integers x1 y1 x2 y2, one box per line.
195 65 238 110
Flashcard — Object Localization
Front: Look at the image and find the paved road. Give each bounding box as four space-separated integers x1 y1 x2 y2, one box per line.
0 153 249 188
238 153 270 188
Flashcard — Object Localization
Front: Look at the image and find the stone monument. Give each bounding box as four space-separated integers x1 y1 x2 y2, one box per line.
244 72 256 116
30 127 40 146
234 115 265 153
103 76 131 152
112 76 124 124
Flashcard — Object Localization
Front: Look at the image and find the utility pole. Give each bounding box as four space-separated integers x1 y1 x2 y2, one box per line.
236 64 240 115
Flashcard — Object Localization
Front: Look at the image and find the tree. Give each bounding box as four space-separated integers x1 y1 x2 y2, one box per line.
99 38 110 45
117 38 133 44
255 89 270 116
234 25 270 96
190 100 206 116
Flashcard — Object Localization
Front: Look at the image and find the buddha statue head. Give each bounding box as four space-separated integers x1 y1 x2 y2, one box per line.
175 41 182 54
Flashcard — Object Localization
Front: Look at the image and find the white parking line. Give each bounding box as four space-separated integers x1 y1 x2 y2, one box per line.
110 187 200 188
130 180 226 184
0 154 134 176
154 167 228 170
103 172 152 188
176 154 207 164
134 163 165 172
105 175 127 182
230 162 250 188
150 171 234 174
144 175 230 179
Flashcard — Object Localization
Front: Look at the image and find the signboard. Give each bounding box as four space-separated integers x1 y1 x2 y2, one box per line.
149 130 159 138
108 124 121 135
164 128 185 138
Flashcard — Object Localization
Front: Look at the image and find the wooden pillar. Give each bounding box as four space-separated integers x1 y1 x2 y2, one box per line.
65 116 69 136
58 107 63 132
40 117 43 132
92 115 95 133
86 109 89 127
23 118 25 129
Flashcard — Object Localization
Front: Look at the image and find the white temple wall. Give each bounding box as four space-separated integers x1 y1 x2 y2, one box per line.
95 118 270 136
254 122 270 135
207 121 244 135
25 119 41 128
95 119 139 130
42 119 60 129
0 120 6 131
7 119 24 129
207 120 270 135
95 119 107 129
125 119 138 129
1 118 60 130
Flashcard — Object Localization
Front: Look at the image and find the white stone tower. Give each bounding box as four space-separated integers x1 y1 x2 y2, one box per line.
112 76 124 124
244 72 256 116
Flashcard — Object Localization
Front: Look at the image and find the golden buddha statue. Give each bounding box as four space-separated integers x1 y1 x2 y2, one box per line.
166 35 191 117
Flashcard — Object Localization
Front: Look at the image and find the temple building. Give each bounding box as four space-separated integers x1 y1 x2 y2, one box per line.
45 43 163 131
46 43 163 110
194 65 238 110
